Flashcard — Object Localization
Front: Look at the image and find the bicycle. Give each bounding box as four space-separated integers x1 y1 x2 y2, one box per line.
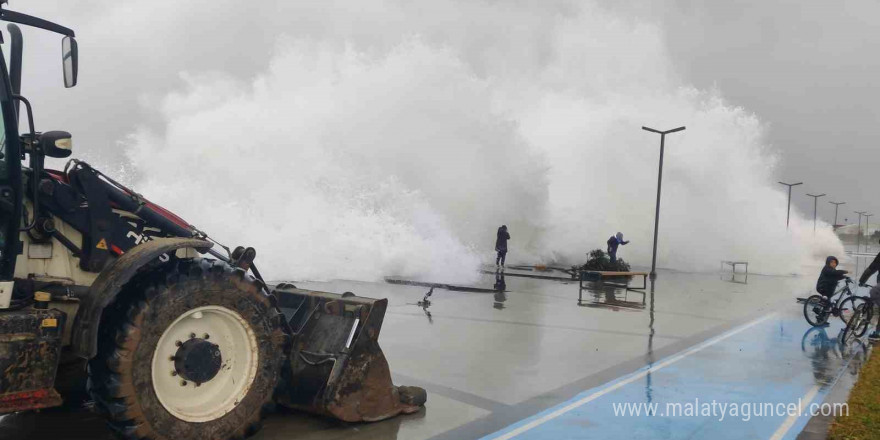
803 278 869 327
843 284 875 339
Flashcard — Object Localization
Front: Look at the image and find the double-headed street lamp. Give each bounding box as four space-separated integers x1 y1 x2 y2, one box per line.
855 211 866 251
829 201 846 228
642 125 686 279
778 181 803 230
806 193 825 234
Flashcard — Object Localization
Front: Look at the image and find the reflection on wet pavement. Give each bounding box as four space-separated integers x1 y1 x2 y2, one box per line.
2 267 869 440
493 270 507 310
578 284 646 311
801 327 868 385
721 272 749 284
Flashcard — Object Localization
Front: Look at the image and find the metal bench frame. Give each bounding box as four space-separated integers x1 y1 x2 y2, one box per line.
579 270 648 294
720 261 749 274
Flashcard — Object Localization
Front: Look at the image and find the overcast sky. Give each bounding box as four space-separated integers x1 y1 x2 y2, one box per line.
7 0 879 226
653 0 879 224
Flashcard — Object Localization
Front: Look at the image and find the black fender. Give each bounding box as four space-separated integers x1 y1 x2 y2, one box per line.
71 237 213 359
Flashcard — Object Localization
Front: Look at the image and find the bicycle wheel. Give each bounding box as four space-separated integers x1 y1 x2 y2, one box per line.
848 302 872 337
804 295 830 326
838 296 868 325
856 298 874 337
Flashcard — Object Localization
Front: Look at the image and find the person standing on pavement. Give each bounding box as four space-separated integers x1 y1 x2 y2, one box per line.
858 239 880 341
606 232 629 264
495 225 510 268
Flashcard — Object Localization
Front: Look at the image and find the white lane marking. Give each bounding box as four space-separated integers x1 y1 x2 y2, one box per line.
490 313 778 440
768 385 820 440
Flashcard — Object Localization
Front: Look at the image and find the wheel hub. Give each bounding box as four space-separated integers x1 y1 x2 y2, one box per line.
152 305 259 422
174 338 222 384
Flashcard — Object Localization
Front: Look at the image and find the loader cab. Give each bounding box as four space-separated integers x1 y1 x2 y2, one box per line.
0 37 23 281
0 7 79 281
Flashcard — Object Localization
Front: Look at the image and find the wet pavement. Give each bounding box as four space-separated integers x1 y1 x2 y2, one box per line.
0 266 872 439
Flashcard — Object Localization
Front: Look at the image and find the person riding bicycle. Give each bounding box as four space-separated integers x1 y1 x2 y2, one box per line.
857 240 880 341
816 256 848 298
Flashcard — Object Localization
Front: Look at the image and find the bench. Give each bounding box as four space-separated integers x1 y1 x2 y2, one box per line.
720 261 749 274
578 270 648 306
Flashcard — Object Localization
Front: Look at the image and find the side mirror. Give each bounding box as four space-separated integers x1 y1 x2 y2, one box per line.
62 36 77 88
40 131 72 158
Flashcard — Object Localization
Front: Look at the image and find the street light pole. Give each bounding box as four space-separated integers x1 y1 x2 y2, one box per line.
642 125 686 279
855 211 866 252
806 193 825 234
829 201 845 228
865 214 874 253
778 181 803 230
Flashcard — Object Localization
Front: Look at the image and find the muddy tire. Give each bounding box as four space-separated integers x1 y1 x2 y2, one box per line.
87 258 288 440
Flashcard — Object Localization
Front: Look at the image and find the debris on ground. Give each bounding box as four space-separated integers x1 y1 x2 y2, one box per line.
576 249 632 272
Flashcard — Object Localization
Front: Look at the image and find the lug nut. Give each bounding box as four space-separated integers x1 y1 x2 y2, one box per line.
203 334 210 340
181 380 187 387
190 333 196 339
171 371 177 376
175 341 182 347
169 356 176 361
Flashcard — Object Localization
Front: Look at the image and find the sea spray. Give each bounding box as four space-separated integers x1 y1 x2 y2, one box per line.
122 1 842 282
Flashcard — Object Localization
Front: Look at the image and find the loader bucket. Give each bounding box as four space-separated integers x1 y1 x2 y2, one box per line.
272 286 426 422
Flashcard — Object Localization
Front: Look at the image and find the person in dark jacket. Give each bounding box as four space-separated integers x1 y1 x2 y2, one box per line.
858 240 880 341
816 256 848 298
495 225 510 268
606 232 629 264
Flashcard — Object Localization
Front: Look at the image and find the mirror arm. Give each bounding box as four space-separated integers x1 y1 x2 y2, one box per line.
0 9 74 37
12 95 35 144
12 94 40 232
6 24 21 118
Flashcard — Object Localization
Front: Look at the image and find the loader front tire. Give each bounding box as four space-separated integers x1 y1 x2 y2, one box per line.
88 259 287 440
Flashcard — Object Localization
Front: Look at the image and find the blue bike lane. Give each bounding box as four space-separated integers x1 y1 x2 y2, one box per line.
481 311 862 440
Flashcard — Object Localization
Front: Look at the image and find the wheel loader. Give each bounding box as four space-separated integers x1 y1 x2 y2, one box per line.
0 4 425 439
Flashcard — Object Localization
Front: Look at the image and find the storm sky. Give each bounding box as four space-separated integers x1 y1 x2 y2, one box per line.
638 0 879 225
8 0 879 225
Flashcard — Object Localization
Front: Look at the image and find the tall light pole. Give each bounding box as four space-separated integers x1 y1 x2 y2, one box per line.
778 181 803 229
829 201 845 228
806 193 825 234
642 125 686 279
855 211 866 252
865 214 874 253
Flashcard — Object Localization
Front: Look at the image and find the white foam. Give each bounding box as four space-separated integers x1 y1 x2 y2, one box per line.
123 1 842 282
